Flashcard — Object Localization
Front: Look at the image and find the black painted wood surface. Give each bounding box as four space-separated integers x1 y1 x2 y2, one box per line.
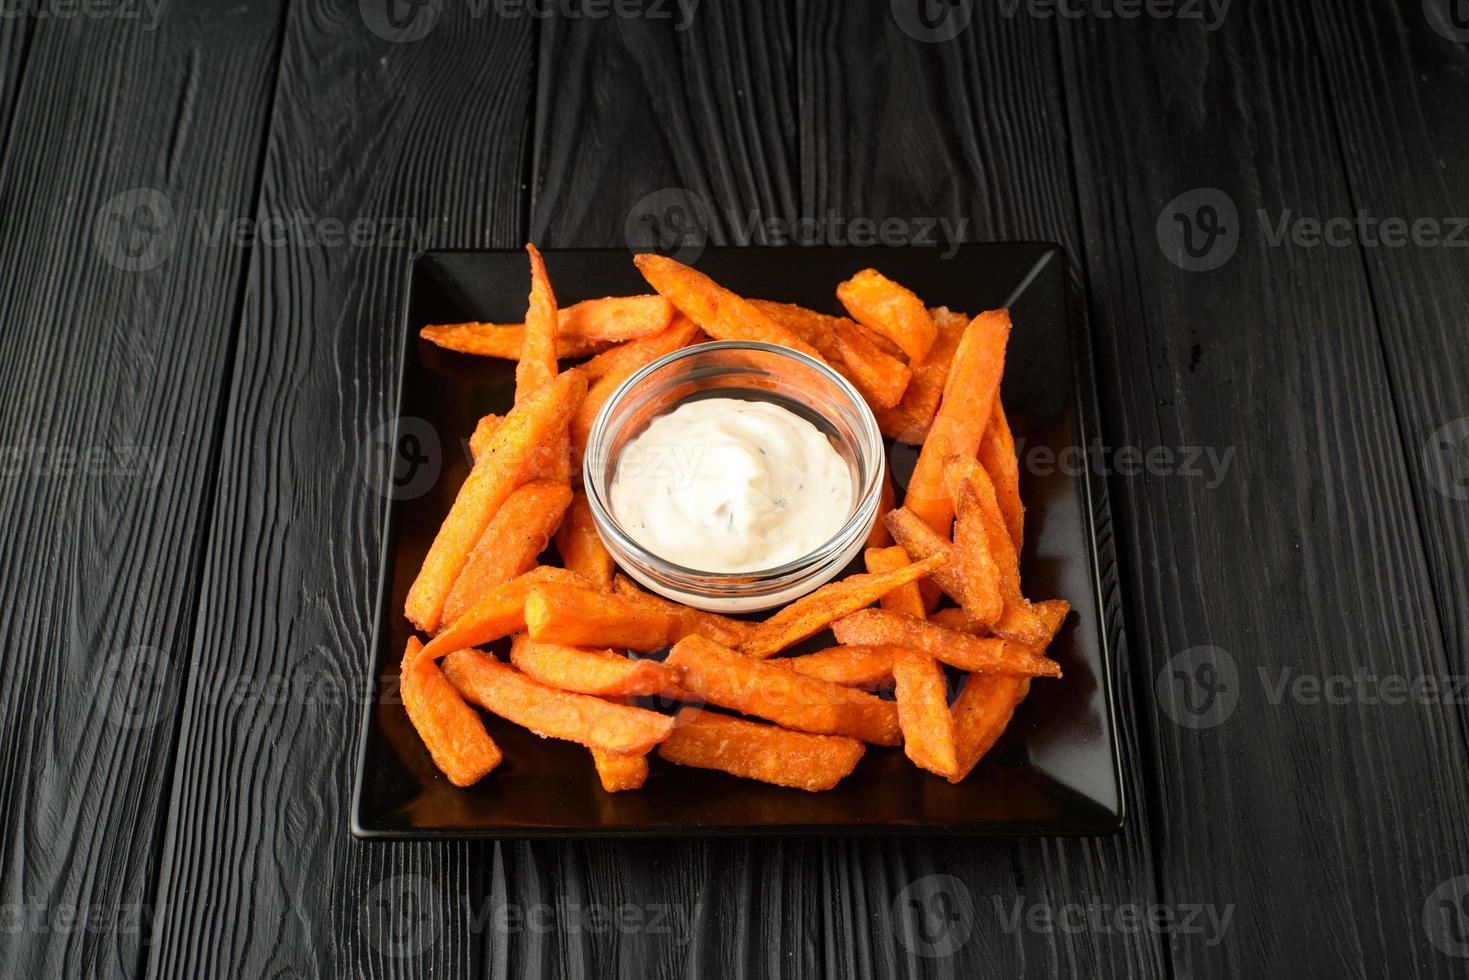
0 1 1465 978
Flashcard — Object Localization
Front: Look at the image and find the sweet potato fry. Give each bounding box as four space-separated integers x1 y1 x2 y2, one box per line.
656 707 865 791
516 244 559 401
832 609 1061 678
892 649 958 778
942 455 1047 640
927 607 971 632
667 636 899 745
902 309 1012 534
836 268 937 363
400 638 502 786
866 468 897 548
948 673 1030 783
467 413 502 462
418 566 587 664
634 254 826 361
829 316 911 408
780 645 899 689
508 633 683 698
950 480 1004 627
405 369 587 633
525 580 731 651
864 546 926 618
874 307 967 444
442 480 573 626
421 295 673 359
591 748 649 792
740 553 948 659
571 314 703 458
884 507 984 614
612 574 753 649
978 401 1024 552
555 491 615 589
441 649 675 755
747 298 841 350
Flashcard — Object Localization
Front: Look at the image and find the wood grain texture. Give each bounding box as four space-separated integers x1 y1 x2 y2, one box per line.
0 6 284 980
141 3 537 978
1057 4 1469 978
527 5 1165 979
1305 0 1469 694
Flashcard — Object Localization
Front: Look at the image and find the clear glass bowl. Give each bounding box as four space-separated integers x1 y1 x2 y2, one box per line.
583 341 886 613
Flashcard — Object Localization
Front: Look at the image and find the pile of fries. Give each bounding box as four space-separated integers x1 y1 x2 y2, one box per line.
398 246 1069 793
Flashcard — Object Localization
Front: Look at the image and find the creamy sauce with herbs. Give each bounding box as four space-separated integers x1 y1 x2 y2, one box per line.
610 398 854 573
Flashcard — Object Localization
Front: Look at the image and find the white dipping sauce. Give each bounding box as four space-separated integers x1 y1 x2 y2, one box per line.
610 397 854 573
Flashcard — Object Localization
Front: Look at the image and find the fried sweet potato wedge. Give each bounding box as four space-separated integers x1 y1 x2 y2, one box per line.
749 298 911 408
634 254 826 361
612 574 753 649
949 480 1004 627
740 552 948 659
441 649 675 755
591 748 649 792
883 507 983 614
977 401 1024 552
555 490 615 589
832 609 1061 678
400 638 502 786
516 244 559 401
418 566 587 664
902 309 1012 534
467 413 502 462
525 582 679 651
667 636 900 745
508 633 683 698
872 307 967 444
420 295 673 359
441 480 573 626
836 268 937 363
780 645 899 689
571 314 703 457
864 546 927 618
656 707 865 791
892 649 959 779
948 674 1030 783
405 369 587 633
420 324 606 360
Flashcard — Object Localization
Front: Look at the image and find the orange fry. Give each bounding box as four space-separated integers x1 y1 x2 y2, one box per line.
634 254 826 361
950 480 1004 627
555 491 615 589
516 243 559 401
902 309 1012 534
441 649 675 755
442 480 572 626
571 314 703 457
467 413 502 462
927 607 971 632
400 638 502 786
948 673 1029 783
418 566 586 664
864 546 926 618
657 707 865 791
978 401 1024 552
508 633 683 698
874 307 967 444
832 609 1061 678
836 268 937 363
884 507 985 615
667 636 899 745
421 295 673 359
591 748 649 792
780 645 899 689
612 575 753 649
829 315 911 408
740 552 948 659
405 369 586 633
892 649 958 778
420 324 607 360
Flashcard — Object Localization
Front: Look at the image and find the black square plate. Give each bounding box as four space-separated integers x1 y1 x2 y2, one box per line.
351 245 1125 838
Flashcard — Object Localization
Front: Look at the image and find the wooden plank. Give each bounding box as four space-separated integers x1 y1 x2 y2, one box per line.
1056 5 1469 978
0 6 284 980
1306 0 1469 688
141 3 537 978
524 6 1165 979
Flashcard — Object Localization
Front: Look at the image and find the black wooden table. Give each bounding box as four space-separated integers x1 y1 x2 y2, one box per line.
3 2 1467 977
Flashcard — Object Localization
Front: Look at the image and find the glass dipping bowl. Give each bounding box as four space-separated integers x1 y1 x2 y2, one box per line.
583 341 886 613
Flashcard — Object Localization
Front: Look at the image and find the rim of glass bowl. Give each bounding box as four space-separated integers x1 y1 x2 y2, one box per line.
582 340 885 589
